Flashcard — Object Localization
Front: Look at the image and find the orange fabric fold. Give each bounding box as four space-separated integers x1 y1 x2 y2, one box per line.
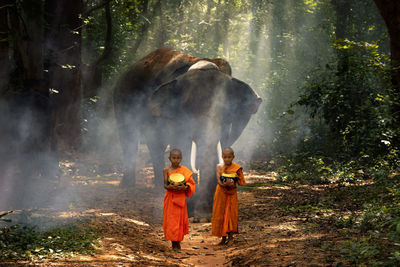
163 166 195 241
211 163 245 237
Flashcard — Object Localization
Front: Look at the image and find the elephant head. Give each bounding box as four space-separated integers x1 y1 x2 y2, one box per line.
149 60 261 150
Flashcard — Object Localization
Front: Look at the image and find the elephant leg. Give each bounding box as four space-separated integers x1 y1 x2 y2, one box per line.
144 128 166 191
118 123 139 187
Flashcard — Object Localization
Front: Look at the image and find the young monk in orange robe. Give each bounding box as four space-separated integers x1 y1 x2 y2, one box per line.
211 147 246 245
163 149 196 251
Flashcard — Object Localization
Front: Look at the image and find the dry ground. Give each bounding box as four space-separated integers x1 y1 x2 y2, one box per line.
1 155 347 266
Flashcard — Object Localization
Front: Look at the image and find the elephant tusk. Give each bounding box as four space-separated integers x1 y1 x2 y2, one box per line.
191 141 201 184
196 170 200 185
217 141 223 165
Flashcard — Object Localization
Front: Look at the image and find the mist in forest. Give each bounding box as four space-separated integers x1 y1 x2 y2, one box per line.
77 1 330 217
100 0 328 165
0 0 389 225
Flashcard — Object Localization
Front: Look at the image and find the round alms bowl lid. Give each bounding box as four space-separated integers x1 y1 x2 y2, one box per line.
221 172 237 178
169 173 185 183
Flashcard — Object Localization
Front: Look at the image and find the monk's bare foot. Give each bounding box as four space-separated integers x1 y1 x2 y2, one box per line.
218 236 227 245
226 233 234 245
172 241 181 252
173 247 181 252
173 246 182 253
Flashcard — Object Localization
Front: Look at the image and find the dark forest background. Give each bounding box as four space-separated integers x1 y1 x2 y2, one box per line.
1 0 400 264
2 0 400 184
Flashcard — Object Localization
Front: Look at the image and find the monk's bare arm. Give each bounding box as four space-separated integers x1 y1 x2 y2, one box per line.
216 164 225 187
237 168 246 186
163 168 170 190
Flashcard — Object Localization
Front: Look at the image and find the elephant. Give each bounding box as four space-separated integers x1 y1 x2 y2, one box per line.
113 48 261 217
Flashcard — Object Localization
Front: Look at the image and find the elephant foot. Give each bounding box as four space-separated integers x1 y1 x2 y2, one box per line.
189 216 211 223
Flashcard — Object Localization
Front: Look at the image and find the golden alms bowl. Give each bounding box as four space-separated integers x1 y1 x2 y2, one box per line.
168 173 186 185
220 172 238 182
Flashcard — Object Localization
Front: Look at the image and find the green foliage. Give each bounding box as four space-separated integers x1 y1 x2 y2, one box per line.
333 215 355 229
297 39 393 162
0 224 101 260
277 155 334 184
263 34 398 185
275 153 375 184
337 238 382 266
324 179 400 266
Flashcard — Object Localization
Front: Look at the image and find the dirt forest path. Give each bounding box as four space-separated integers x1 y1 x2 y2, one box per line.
3 157 345 266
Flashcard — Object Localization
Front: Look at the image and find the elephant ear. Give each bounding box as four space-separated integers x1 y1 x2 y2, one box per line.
230 78 262 114
149 79 183 118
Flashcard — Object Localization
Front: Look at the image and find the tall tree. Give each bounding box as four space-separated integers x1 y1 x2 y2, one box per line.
374 1 400 93
45 0 83 150
8 0 52 169
0 0 11 95
249 0 264 56
0 0 56 202
82 0 113 99
332 0 351 74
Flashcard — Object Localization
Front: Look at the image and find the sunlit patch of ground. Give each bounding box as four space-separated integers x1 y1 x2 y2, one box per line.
2 154 357 266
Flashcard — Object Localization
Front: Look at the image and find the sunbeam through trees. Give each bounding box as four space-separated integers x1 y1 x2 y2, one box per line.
1 0 400 265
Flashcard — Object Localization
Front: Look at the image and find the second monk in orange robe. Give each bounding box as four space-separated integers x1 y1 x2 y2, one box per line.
163 149 196 251
211 147 245 245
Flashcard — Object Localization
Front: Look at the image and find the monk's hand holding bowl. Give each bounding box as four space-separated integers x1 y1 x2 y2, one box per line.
225 179 235 188
220 173 237 188
168 173 187 191
168 184 183 191
175 184 188 191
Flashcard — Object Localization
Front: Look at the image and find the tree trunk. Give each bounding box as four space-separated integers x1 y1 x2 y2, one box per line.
45 0 83 150
155 0 166 48
249 0 263 56
82 1 112 99
270 0 285 70
130 0 150 57
0 0 11 95
213 0 222 55
373 0 400 92
4 0 57 195
332 0 351 74
8 0 51 153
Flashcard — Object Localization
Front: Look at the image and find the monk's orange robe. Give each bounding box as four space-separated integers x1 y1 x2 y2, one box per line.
211 163 245 237
163 165 195 241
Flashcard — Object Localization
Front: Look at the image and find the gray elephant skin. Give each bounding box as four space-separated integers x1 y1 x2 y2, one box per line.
113 48 261 218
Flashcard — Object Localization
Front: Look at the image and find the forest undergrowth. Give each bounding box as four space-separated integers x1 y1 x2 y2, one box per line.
0 154 399 266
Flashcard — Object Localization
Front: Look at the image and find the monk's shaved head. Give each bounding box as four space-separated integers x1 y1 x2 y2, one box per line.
222 147 234 155
170 148 182 156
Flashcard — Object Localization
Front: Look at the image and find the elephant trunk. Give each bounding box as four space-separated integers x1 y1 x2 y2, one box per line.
191 141 223 184
224 113 252 148
225 95 261 147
